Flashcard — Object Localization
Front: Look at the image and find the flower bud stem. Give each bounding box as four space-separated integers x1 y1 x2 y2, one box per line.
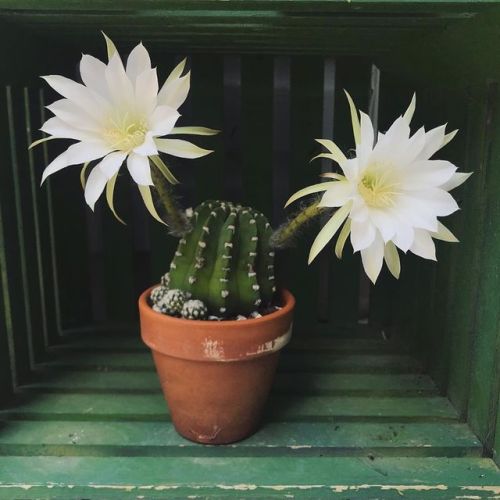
270 200 327 248
151 166 191 236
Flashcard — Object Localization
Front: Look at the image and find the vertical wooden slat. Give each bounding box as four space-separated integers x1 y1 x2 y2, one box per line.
288 56 324 335
86 207 106 322
447 84 491 418
131 182 152 300
39 90 63 338
423 87 468 391
24 87 49 350
272 55 291 226
0 200 16 396
223 55 243 202
6 85 36 368
241 55 273 214
467 81 500 450
317 57 336 323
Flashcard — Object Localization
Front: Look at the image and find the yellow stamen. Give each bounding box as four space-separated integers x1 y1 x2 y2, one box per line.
358 164 399 208
104 112 148 152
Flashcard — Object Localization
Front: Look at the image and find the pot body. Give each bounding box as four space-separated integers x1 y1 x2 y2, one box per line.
139 288 295 444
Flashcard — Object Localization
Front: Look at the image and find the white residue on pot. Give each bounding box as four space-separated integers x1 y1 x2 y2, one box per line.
202 338 225 360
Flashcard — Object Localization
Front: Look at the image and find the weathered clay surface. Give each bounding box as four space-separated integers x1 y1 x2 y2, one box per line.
139 288 295 444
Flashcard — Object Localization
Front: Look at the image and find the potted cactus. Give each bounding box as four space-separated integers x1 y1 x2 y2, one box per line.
34 35 471 444
139 199 296 444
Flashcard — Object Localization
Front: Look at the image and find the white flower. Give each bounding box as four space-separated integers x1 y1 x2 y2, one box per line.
286 92 472 284
33 33 217 223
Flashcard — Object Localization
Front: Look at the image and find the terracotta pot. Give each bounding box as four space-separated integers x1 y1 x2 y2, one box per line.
139 287 295 444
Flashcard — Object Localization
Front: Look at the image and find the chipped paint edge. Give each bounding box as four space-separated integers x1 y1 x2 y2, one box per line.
2 482 500 494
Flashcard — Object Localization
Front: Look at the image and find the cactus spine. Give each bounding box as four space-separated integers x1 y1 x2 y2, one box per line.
165 200 276 317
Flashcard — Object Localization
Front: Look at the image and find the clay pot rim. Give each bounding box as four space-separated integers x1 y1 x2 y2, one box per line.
139 286 295 329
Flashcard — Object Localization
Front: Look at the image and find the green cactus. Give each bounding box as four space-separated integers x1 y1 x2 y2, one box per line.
164 200 276 317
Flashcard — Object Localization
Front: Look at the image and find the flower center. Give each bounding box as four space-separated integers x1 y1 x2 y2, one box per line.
104 113 148 152
358 165 399 208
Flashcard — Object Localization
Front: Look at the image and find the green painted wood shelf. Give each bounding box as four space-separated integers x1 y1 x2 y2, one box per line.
0 332 498 498
1 1 500 498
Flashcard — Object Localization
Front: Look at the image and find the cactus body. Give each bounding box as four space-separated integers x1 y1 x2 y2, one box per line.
166 200 276 317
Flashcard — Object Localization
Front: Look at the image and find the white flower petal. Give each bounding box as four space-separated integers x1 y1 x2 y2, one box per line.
417 124 447 160
155 138 212 159
135 68 158 114
344 90 361 146
157 72 190 110
349 196 370 222
150 105 180 136
41 116 100 142
164 58 187 86
46 98 100 132
98 151 127 180
308 202 352 264
405 188 459 217
410 229 436 261
285 182 336 207
340 158 361 183
384 241 401 279
318 181 351 208
84 166 108 210
41 141 112 183
442 129 458 148
315 139 347 166
80 54 109 99
127 153 152 186
392 224 415 252
61 141 111 164
360 234 385 284
170 126 219 136
102 32 118 60
335 219 351 259
42 75 109 120
126 43 152 82
440 172 472 191
350 218 376 252
402 93 416 124
357 111 374 163
431 221 458 243
400 127 427 166
368 208 398 242
402 160 457 190
377 116 411 151
105 53 134 105
396 194 439 232
134 132 158 156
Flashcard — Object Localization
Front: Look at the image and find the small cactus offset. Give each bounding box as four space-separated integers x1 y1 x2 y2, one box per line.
181 299 208 320
152 288 191 316
165 200 276 318
150 285 168 304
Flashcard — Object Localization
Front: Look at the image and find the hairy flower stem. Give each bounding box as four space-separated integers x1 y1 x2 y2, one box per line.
270 200 327 249
151 166 191 237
